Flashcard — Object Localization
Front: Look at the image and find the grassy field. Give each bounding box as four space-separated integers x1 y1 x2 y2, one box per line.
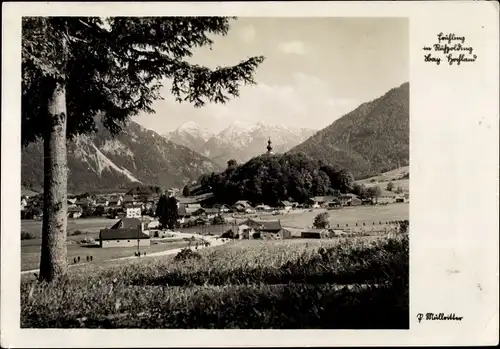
21 217 120 239
21 204 408 271
21 239 193 271
21 233 409 329
258 203 409 229
357 166 409 192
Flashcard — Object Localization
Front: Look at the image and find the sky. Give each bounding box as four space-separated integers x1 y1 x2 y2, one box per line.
133 17 409 135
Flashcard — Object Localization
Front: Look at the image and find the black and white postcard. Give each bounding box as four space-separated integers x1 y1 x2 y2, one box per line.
1 1 498 347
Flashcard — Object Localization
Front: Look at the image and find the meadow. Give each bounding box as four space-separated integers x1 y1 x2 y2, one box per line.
21 217 119 240
21 239 193 272
21 232 409 329
258 203 409 229
21 204 409 270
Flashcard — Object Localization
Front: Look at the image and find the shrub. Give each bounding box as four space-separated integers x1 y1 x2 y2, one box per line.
21 231 35 240
398 220 409 234
313 212 330 229
174 248 202 261
71 230 83 236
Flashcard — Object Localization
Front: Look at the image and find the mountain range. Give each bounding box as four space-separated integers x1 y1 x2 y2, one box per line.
289 82 409 179
22 82 409 194
166 121 316 167
21 121 222 193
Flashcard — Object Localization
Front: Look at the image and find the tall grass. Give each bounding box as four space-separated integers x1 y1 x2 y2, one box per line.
21 235 409 329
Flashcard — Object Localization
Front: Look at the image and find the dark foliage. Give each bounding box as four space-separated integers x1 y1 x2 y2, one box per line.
198 152 355 205
313 212 330 229
155 195 179 229
174 248 202 261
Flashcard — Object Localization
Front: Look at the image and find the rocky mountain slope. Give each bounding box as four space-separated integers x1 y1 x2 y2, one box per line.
21 121 223 193
290 82 409 179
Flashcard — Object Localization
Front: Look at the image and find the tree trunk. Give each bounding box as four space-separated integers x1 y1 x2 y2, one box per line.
39 80 68 282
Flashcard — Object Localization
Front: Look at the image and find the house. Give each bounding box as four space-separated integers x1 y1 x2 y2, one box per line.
194 217 209 226
99 228 151 248
212 204 231 213
255 204 272 212
204 208 220 219
110 217 144 230
185 204 202 216
310 196 338 208
376 189 398 204
122 195 137 205
240 219 290 239
67 199 78 208
340 194 361 206
96 197 109 206
395 196 406 203
75 197 94 207
124 204 142 218
108 195 123 207
279 201 294 211
301 229 329 239
260 220 290 239
260 220 282 233
329 229 349 237
233 200 253 212
239 218 264 230
67 206 83 219
237 224 256 239
326 199 342 208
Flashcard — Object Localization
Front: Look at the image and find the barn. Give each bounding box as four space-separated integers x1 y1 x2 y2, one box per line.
301 229 329 239
99 228 151 248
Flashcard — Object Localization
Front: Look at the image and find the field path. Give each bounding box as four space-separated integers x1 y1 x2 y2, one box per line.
21 231 227 275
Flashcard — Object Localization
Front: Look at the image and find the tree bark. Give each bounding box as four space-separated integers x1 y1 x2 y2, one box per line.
39 80 68 281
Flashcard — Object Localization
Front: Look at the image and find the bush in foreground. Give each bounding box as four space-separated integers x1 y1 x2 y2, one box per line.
174 248 202 262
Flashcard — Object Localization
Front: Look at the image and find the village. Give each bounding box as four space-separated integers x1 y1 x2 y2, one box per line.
21 180 409 250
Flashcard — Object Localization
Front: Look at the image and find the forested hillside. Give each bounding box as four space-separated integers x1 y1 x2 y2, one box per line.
290 82 409 179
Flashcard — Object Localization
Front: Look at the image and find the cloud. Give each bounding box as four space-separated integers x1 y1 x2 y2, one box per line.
239 25 256 43
278 40 307 55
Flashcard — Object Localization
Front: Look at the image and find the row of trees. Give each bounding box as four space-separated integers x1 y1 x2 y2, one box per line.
22 16 265 281
198 153 356 206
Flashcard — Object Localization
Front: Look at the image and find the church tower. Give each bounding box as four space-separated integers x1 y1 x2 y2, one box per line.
266 137 274 155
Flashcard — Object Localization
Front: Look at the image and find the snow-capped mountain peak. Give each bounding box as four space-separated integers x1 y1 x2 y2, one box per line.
164 121 214 153
201 121 317 167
